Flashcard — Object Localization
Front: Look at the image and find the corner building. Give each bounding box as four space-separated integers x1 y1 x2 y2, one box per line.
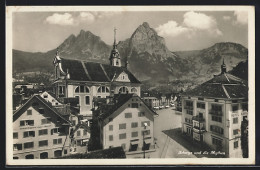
181 60 248 158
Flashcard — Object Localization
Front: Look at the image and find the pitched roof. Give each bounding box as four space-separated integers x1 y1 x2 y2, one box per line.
98 93 158 121
60 58 141 84
13 95 71 124
57 147 126 159
181 73 248 99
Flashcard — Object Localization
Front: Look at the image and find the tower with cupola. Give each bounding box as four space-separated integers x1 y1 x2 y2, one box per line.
109 28 121 67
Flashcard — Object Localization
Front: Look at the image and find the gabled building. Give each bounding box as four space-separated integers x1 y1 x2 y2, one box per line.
13 95 72 159
96 93 158 158
181 60 248 158
52 28 141 116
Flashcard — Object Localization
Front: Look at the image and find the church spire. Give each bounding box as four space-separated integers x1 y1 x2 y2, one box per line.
221 58 227 74
109 27 121 67
113 27 117 49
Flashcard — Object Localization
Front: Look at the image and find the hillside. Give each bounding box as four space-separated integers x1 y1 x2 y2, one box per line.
13 22 248 85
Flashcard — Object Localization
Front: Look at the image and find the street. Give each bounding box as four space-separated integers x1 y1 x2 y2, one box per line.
151 107 196 158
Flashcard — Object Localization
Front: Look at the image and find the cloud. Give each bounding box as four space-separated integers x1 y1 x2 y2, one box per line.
183 11 222 36
45 13 74 26
223 16 231 21
45 11 122 26
155 11 222 38
156 21 190 37
234 11 248 25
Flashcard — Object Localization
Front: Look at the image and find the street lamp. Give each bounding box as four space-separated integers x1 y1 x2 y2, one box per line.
143 122 148 158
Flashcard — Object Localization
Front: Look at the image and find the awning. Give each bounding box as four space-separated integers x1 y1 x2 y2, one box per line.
144 137 152 143
130 139 139 145
82 139 89 142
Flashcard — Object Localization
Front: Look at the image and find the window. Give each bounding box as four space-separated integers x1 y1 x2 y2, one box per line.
197 102 205 109
85 96 90 105
43 94 48 98
143 130 150 135
20 120 34 126
13 157 19 159
125 112 132 118
13 132 18 139
233 129 239 135
24 142 34 149
119 123 126 130
51 128 60 135
242 103 248 111
141 121 150 127
75 86 90 93
39 140 48 147
214 99 219 102
109 125 113 131
210 125 224 135
53 138 62 145
13 144 22 151
131 88 137 93
64 149 68 155
186 110 193 115
131 122 138 128
185 101 193 108
109 135 113 141
131 103 139 108
234 141 239 149
138 112 145 117
23 131 35 138
198 97 204 101
77 131 81 136
83 130 87 136
233 117 238 124
119 133 126 139
41 118 51 125
39 129 48 136
59 86 65 95
232 105 238 112
212 116 222 123
27 110 32 115
132 132 138 137
211 104 222 111
119 86 128 94
185 118 192 124
97 86 110 93
212 137 222 146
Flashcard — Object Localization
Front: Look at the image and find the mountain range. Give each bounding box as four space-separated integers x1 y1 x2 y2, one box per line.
13 22 248 84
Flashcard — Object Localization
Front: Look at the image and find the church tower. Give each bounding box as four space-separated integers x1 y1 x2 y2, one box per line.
221 58 227 74
109 28 121 67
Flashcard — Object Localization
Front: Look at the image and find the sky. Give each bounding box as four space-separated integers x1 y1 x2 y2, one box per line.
12 10 248 52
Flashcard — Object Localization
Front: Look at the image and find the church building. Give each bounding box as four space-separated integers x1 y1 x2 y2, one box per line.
52 28 141 116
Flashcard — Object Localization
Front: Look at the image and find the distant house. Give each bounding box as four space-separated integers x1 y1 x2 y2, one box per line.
181 60 248 158
69 122 90 154
52 29 141 116
96 93 158 158
57 146 126 159
40 91 63 106
13 95 72 159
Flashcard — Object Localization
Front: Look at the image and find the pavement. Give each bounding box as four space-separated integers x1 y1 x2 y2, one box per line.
150 107 224 158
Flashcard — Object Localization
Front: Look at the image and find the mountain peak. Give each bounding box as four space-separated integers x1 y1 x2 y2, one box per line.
142 22 150 28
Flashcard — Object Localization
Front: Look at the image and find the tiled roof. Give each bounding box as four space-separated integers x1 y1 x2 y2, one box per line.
13 95 71 124
60 58 141 84
98 93 157 121
182 73 248 99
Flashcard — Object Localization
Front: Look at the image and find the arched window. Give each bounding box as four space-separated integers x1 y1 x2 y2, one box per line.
75 86 90 93
40 152 48 159
119 86 129 94
97 86 110 93
131 88 137 93
25 154 34 159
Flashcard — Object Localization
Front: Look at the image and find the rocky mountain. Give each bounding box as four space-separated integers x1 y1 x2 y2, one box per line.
13 22 248 85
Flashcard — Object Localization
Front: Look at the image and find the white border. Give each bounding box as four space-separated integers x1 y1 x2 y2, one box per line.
6 5 255 165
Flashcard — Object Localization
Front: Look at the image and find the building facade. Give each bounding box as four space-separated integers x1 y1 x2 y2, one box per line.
97 94 158 158
181 61 248 158
52 29 141 116
13 95 72 159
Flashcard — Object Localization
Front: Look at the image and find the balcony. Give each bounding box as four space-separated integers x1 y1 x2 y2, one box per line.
184 106 193 110
193 126 206 133
209 110 223 116
192 115 205 122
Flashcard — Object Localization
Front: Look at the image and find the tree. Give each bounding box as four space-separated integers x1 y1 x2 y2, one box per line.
241 118 248 158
